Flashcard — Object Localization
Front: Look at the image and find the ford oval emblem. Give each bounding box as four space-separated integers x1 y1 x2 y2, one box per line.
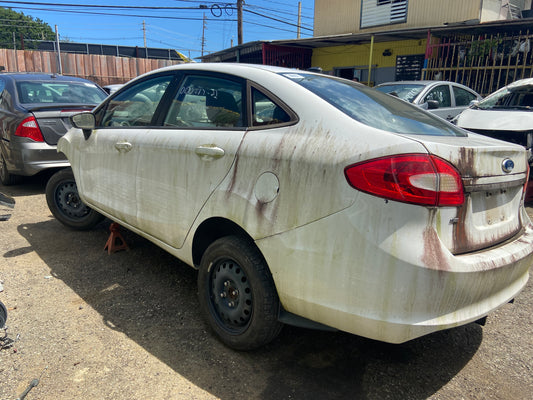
502 158 514 173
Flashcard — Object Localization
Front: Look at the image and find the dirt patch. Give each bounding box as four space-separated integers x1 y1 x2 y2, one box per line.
1 176 532 399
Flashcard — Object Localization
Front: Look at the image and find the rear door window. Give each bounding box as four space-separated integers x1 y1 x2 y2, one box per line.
453 86 477 106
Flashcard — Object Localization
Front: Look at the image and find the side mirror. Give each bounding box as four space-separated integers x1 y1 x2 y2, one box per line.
71 112 96 140
427 100 440 110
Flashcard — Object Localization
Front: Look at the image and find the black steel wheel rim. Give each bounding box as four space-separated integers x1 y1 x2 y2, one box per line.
55 180 91 219
208 258 253 334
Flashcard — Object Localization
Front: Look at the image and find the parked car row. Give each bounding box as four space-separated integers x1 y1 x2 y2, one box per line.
38 63 533 351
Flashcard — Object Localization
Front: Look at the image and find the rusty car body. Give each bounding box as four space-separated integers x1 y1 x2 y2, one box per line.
45 63 533 350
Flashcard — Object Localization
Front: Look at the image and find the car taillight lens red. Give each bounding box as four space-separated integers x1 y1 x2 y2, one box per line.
344 154 464 206
15 116 44 142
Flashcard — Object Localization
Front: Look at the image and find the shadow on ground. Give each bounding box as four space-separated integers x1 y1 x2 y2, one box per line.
0 170 55 198
16 218 482 400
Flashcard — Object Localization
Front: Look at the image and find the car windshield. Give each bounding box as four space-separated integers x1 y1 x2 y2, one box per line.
374 83 425 103
282 73 465 136
475 85 533 110
16 81 107 104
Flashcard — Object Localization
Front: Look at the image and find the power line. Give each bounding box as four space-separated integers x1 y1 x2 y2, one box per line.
0 1 313 31
0 1 315 55
0 1 209 10
245 2 314 21
0 5 235 21
244 8 312 31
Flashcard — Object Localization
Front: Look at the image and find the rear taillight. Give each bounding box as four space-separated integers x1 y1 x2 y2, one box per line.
344 154 464 206
15 116 44 142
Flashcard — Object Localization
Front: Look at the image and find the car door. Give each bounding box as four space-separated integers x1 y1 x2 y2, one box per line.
133 73 247 248
76 73 176 227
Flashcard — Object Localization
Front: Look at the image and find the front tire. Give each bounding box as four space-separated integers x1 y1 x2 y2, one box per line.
45 168 104 230
198 236 283 350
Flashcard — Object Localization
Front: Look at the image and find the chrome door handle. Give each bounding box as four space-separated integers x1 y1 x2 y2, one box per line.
114 142 132 153
195 145 225 160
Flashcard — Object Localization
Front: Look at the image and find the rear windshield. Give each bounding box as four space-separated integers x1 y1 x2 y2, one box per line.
16 81 107 105
281 73 466 137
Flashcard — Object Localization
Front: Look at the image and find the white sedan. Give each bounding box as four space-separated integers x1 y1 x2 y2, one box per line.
375 80 482 121
46 63 533 350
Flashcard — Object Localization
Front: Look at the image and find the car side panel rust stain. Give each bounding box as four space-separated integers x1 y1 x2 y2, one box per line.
422 209 451 271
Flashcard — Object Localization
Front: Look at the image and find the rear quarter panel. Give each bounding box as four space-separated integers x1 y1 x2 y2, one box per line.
184 75 429 262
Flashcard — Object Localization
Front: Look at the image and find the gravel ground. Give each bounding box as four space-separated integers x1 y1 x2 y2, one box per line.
0 175 532 400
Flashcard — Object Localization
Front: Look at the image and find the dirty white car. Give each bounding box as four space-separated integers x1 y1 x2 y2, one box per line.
46 63 533 350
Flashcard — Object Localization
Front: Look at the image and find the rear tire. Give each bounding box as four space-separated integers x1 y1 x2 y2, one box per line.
0 153 18 186
45 168 104 230
198 236 283 350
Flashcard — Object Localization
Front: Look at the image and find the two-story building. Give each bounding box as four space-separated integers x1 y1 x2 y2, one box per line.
202 0 533 95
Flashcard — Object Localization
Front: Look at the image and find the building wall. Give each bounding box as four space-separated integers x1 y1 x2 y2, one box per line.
312 38 427 84
314 0 514 37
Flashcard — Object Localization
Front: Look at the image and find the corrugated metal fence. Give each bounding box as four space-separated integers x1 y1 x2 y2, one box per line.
0 49 183 86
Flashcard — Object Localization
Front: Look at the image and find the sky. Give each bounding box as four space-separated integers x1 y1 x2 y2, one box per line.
0 0 315 59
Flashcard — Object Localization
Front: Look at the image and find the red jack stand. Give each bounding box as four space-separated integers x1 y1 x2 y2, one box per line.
104 222 129 254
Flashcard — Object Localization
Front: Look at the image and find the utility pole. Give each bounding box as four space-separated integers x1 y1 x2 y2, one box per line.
237 0 243 45
55 25 62 74
297 2 301 39
143 20 147 48
201 13 207 56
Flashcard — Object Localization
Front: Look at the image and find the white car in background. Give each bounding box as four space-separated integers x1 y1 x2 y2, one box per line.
375 80 482 121
46 63 533 350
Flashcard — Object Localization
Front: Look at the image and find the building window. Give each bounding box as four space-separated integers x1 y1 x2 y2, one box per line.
361 0 408 29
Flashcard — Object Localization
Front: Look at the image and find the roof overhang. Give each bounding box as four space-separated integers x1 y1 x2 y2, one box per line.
199 18 533 61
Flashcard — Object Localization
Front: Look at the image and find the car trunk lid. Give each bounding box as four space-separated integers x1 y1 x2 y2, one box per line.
411 133 528 254
27 104 95 145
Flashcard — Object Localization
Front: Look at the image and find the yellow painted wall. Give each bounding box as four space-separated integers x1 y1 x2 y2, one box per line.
312 39 427 72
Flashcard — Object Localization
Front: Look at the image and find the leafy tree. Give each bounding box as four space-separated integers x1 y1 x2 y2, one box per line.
0 7 55 50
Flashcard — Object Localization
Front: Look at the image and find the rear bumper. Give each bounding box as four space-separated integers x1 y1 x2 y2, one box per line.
3 141 69 176
256 199 533 343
